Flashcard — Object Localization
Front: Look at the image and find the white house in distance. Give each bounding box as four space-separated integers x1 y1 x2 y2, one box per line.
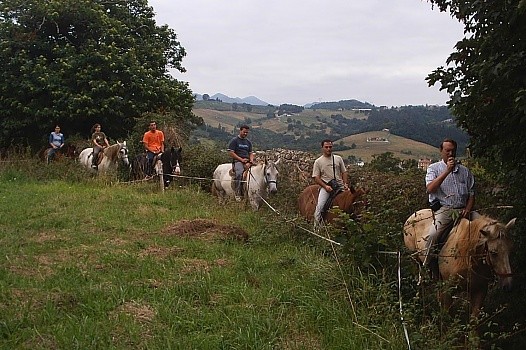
418 158 432 171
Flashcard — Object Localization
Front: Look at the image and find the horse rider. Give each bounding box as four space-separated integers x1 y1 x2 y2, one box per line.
228 125 255 201
312 139 350 227
91 123 110 170
142 121 165 178
423 138 480 266
47 125 64 163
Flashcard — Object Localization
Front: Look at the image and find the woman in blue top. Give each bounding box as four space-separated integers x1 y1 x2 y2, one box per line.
47 125 64 163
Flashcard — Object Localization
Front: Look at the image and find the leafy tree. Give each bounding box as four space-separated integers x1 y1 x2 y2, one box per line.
426 1 526 196
0 0 199 149
202 93 210 101
368 152 402 173
426 0 526 288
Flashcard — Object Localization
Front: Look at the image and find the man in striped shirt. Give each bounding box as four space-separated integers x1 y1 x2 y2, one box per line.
423 138 480 266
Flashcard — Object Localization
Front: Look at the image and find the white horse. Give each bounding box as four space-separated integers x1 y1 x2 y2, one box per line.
78 141 130 173
212 159 280 210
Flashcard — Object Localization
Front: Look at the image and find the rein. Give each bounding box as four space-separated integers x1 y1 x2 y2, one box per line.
482 242 515 278
467 241 515 280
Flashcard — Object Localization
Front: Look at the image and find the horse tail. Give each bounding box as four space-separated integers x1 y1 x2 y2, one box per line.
211 171 223 197
211 180 218 196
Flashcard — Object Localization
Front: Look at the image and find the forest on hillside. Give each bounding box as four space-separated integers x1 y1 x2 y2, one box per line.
193 105 469 153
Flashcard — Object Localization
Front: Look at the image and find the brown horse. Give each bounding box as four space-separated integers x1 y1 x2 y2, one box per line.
40 144 78 163
298 184 365 223
404 209 516 317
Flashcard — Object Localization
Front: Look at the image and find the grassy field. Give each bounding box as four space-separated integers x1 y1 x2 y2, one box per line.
193 108 268 130
194 105 437 162
1 157 524 349
195 107 367 135
0 161 410 349
337 131 440 162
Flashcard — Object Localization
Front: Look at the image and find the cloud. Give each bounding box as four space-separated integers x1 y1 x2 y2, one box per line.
150 0 463 106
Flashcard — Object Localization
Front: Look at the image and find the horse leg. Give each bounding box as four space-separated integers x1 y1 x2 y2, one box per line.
469 286 488 319
45 149 52 164
428 258 440 281
163 173 171 188
248 191 260 211
439 278 455 316
217 187 227 204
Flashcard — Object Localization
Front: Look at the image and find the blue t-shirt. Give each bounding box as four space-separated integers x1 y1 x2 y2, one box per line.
49 132 64 147
227 136 252 160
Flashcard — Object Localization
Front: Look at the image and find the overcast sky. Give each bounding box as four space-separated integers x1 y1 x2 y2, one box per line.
147 0 464 107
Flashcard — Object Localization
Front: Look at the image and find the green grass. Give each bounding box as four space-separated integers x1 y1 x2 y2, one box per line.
0 170 409 349
2 158 523 349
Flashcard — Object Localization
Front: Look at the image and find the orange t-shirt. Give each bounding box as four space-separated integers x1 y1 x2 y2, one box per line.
142 130 165 153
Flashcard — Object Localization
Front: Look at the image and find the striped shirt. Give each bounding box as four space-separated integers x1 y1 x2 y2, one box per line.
425 160 475 208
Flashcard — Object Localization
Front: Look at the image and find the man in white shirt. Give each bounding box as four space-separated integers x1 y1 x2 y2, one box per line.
312 139 349 226
423 138 480 265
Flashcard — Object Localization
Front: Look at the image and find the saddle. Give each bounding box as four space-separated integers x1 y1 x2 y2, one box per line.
321 188 343 217
90 151 104 165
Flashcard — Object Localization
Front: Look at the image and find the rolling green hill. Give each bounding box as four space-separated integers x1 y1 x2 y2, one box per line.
192 102 459 163
335 130 439 162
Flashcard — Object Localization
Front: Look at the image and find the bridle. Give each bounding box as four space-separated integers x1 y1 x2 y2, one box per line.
481 240 514 278
264 162 278 187
118 144 129 165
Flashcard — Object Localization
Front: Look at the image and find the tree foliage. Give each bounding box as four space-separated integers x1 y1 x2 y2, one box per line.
0 0 199 149
426 1 526 188
426 0 526 274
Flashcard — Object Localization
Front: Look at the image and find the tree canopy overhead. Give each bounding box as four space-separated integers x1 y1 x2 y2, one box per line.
426 0 526 174
426 0 526 265
0 0 199 148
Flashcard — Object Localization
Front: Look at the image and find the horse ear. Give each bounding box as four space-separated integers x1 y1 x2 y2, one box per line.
480 227 490 238
274 158 281 165
506 218 516 229
178 147 182 152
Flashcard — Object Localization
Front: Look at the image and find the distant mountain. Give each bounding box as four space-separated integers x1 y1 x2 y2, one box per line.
195 93 270 106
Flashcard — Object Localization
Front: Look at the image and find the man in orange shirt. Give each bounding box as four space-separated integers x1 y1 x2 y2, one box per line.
142 121 165 177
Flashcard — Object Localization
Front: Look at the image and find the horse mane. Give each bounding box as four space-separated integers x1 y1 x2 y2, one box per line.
339 187 365 211
444 215 496 270
103 143 120 161
248 162 265 181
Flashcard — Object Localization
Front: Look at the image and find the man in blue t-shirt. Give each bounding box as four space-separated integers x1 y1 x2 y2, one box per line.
227 125 255 201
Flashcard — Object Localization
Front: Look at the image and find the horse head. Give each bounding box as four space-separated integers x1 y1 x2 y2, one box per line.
264 158 279 194
162 146 182 176
480 217 516 291
117 141 130 167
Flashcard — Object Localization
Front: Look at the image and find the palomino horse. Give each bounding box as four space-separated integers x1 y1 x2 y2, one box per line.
78 142 130 173
212 159 280 210
403 209 516 317
298 184 365 223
